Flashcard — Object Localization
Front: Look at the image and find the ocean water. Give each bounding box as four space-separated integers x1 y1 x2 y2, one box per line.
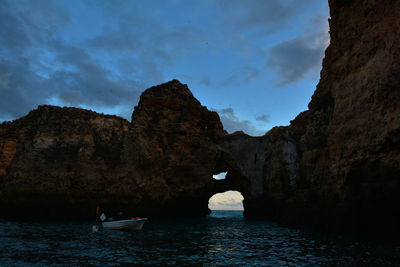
0 210 399 266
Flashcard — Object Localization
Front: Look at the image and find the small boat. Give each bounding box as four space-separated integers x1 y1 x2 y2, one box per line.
102 218 148 231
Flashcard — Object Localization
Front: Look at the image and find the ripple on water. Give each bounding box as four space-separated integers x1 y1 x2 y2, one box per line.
0 211 400 266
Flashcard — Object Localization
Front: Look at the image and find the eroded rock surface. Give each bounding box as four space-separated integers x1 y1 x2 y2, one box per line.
121 80 226 216
0 106 130 218
245 0 400 234
0 81 228 219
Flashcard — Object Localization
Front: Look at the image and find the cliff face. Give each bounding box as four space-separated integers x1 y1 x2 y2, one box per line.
299 0 400 193
0 106 130 218
121 80 226 216
0 81 228 219
301 0 400 232
253 0 400 233
0 0 399 234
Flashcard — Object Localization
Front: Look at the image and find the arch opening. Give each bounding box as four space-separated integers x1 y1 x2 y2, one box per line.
208 190 244 212
213 171 227 180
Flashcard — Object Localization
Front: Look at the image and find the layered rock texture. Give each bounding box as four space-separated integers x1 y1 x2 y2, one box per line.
0 81 228 219
278 0 400 233
246 0 400 233
0 106 130 218
0 0 399 235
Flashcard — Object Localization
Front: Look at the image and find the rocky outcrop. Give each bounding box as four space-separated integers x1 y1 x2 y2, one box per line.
121 80 226 216
0 106 130 218
0 81 228 219
0 0 399 236
246 0 400 234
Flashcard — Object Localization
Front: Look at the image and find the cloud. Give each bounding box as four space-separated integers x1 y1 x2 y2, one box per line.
221 65 265 87
255 114 270 123
215 202 242 207
209 190 244 210
266 36 326 85
215 0 328 87
0 58 54 119
200 75 212 87
266 15 329 86
0 61 11 90
216 108 265 136
0 0 219 121
217 0 317 35
0 0 329 128
0 0 156 120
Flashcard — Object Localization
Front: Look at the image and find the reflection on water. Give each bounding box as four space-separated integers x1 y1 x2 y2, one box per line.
0 210 399 266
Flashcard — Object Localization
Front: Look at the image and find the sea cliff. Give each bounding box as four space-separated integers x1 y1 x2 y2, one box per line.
0 0 399 235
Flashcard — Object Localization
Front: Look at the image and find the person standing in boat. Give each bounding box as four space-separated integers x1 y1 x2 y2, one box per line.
96 206 107 224
92 206 103 233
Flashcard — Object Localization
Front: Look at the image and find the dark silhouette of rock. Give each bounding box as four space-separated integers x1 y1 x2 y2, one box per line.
0 80 228 219
241 0 400 235
0 105 130 219
121 80 227 217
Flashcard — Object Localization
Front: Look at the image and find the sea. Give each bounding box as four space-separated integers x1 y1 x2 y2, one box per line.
0 210 399 266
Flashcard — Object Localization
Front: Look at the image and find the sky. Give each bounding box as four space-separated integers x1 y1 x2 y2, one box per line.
209 190 244 211
0 0 330 210
209 172 245 210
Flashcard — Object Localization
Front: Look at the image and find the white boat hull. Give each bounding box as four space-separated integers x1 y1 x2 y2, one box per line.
102 218 147 231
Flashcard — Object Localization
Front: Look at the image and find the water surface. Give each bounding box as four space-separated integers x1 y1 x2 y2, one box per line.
1 210 399 266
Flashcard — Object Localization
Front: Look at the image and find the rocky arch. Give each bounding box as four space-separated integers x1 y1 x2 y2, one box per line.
207 132 278 218
208 167 248 214
2 0 400 237
0 81 299 220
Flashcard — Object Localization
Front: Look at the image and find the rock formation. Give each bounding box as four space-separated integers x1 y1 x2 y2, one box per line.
247 0 400 234
0 0 399 236
0 81 228 219
121 81 226 217
0 106 130 219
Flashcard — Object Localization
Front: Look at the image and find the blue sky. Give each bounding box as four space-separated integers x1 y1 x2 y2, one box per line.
0 0 330 209
0 0 329 136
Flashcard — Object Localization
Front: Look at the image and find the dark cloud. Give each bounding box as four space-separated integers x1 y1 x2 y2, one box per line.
0 0 329 127
88 3 206 62
217 0 317 34
0 61 11 89
200 75 211 87
48 43 144 107
266 19 329 86
216 0 329 87
217 108 265 136
0 9 30 52
0 57 54 119
221 65 264 87
0 0 216 121
0 0 152 120
255 114 270 123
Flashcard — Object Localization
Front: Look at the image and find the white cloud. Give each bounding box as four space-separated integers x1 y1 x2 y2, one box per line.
209 190 244 210
216 108 266 136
